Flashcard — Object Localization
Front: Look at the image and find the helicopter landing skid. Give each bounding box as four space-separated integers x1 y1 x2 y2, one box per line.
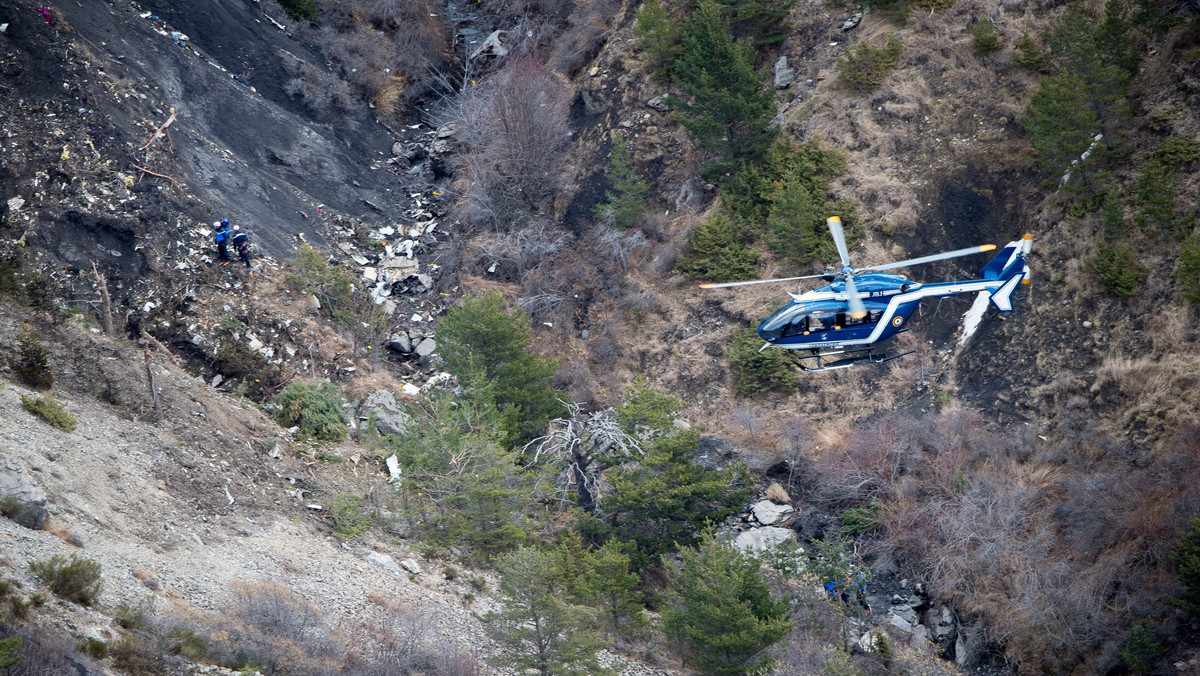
797 346 915 372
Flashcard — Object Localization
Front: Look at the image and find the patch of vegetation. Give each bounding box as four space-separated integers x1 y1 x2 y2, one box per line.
1085 241 1147 297
273 382 348 442
29 554 102 605
286 244 387 352
1179 237 1200 303
212 339 279 400
76 637 107 660
662 530 792 675
12 323 53 390
715 0 794 46
671 0 777 174
840 502 883 534
330 493 371 537
837 33 902 94
0 578 33 620
1119 619 1162 675
729 327 798 397
21 395 76 432
1170 516 1200 614
634 0 683 77
1013 31 1052 73
1134 136 1199 237
0 496 22 521
278 0 317 23
971 20 1003 56
437 291 560 447
676 214 758 283
593 135 650 229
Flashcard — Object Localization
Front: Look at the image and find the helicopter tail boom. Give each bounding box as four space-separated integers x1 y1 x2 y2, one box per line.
983 234 1033 311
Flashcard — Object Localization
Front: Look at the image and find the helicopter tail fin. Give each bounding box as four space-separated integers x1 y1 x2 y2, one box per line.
984 234 1033 311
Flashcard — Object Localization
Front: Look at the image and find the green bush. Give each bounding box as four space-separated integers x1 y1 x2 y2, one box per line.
1013 31 1052 73
21 395 76 432
279 0 317 22
29 554 102 605
273 382 348 442
837 33 902 93
77 637 108 660
1179 238 1200 303
12 323 52 391
634 0 684 77
840 502 882 534
213 339 279 400
1119 619 1162 675
1171 515 1200 614
1085 242 1147 297
677 214 758 283
971 20 1003 56
330 493 371 537
729 327 797 396
593 135 649 229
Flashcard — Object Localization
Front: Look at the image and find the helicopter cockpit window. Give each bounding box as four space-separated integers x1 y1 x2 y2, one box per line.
807 314 828 331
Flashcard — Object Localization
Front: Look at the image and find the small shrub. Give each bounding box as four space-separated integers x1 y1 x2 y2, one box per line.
76 637 107 660
729 327 798 397
1085 242 1147 296
840 502 882 534
634 0 684 77
114 597 155 631
1013 31 1053 73
279 0 317 22
29 554 102 605
0 579 32 620
443 565 459 581
593 135 649 229
273 382 348 442
1119 619 1162 675
168 627 208 660
330 493 371 537
1170 515 1200 613
0 496 22 520
12 323 53 390
21 395 77 432
837 33 902 93
971 20 1003 56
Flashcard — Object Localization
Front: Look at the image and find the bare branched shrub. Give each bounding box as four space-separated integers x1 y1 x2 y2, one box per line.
596 226 650 272
468 220 567 281
230 581 324 643
283 62 356 115
343 599 443 674
449 56 571 229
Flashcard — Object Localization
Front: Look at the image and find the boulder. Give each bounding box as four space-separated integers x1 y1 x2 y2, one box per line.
647 94 670 112
366 551 401 573
580 90 609 116
751 500 794 525
773 56 797 89
415 338 437 358
732 526 794 554
361 390 412 437
399 558 423 575
857 629 882 653
675 177 708 214
0 459 48 529
385 332 412 354
765 482 790 504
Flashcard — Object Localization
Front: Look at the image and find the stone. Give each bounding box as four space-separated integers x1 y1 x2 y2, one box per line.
773 56 797 89
580 90 609 116
399 558 423 575
366 551 401 573
415 338 437 358
361 390 413 437
675 177 707 214
415 273 433 290
751 500 794 525
857 629 882 653
842 12 863 31
647 95 670 112
0 459 49 529
765 482 790 504
211 374 223 388
889 613 912 633
386 332 412 353
732 526 794 554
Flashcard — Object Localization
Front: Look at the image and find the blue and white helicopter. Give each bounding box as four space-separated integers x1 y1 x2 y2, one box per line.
702 217 1032 371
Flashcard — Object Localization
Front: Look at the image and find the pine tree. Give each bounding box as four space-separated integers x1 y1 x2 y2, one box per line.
577 540 646 641
599 429 751 570
484 547 610 676
593 135 650 229
634 0 684 77
437 291 560 446
671 0 776 174
662 530 793 675
677 214 758 282
0 636 20 671
1021 74 1100 183
1179 238 1200 304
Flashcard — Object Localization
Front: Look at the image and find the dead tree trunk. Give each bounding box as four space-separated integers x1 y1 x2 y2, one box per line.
139 339 160 412
91 261 114 334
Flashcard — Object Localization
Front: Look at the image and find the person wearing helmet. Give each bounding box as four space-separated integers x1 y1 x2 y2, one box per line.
231 225 252 270
213 219 231 265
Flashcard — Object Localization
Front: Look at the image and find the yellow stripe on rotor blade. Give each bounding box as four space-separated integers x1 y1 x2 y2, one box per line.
699 284 715 288
1022 233 1033 240
980 244 997 252
849 312 867 319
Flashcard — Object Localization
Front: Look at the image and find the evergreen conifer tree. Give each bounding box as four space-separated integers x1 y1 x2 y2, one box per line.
437 291 560 446
671 0 776 175
593 135 650 229
663 530 792 675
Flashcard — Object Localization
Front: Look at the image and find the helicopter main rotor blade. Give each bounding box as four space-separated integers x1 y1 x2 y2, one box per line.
843 273 868 319
858 244 997 273
827 216 852 268
699 273 830 289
